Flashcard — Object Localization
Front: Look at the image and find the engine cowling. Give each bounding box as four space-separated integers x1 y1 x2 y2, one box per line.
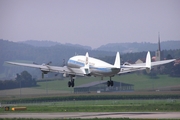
63 73 69 77
41 70 49 79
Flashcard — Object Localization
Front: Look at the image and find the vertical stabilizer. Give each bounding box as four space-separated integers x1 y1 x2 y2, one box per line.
146 51 151 69
83 52 90 74
114 52 120 69
84 52 89 68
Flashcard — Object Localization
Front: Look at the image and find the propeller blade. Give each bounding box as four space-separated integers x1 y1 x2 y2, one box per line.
46 61 52 65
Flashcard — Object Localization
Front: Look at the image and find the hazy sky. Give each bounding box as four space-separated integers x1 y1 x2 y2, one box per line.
0 0 180 48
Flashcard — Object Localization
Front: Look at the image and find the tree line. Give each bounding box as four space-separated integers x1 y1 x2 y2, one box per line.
0 71 36 90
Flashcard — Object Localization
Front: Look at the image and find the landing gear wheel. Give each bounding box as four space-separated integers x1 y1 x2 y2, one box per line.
68 78 75 87
107 80 114 87
71 79 75 87
110 80 114 86
68 81 72 87
107 81 111 87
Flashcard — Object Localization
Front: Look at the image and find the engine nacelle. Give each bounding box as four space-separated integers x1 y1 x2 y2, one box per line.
40 69 49 74
63 73 69 77
146 68 151 73
40 70 49 79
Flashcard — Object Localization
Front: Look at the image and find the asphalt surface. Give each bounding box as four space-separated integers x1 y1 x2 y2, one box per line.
1 112 180 119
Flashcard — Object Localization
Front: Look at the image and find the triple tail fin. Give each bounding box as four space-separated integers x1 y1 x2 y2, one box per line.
145 51 151 73
114 52 120 69
83 52 90 74
84 52 89 69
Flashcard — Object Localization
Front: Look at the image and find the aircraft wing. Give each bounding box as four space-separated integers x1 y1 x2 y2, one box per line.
151 59 176 66
6 61 45 68
6 61 85 76
119 67 146 74
122 59 175 68
118 59 176 74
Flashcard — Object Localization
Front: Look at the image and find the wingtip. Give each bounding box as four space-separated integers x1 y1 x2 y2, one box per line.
5 61 11 64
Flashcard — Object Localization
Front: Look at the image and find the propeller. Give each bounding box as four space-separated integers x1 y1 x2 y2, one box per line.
46 61 52 65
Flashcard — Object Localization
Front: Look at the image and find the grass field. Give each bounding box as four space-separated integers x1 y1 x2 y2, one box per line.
113 74 180 90
1 74 180 120
1 99 180 113
1 73 180 97
1 99 180 119
36 73 180 91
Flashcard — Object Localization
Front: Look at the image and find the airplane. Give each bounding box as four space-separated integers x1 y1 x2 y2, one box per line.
6 51 175 87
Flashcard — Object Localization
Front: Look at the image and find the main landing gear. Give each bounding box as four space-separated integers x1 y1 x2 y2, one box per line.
107 77 114 87
68 75 75 87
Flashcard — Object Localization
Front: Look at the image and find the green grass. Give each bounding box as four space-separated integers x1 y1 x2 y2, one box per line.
113 74 180 90
35 73 180 91
1 99 180 113
1 73 180 97
35 76 99 92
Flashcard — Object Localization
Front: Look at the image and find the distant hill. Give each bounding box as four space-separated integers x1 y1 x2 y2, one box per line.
1 39 180 79
96 41 180 53
20 40 180 52
20 40 92 50
65 43 92 50
20 40 61 47
0 39 114 79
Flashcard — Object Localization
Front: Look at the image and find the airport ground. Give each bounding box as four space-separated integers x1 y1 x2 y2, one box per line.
1 112 180 119
1 98 180 119
1 74 180 119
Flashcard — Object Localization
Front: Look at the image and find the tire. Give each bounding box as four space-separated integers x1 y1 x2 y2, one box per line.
68 81 71 87
72 82 74 87
107 81 110 87
111 80 114 86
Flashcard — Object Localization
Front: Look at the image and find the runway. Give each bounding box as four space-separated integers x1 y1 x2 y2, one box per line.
1 112 180 119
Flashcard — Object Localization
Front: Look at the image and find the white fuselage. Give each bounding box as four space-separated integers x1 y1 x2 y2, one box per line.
67 55 120 77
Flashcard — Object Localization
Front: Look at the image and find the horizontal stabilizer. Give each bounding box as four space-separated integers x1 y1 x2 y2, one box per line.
120 51 176 73
122 51 151 69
